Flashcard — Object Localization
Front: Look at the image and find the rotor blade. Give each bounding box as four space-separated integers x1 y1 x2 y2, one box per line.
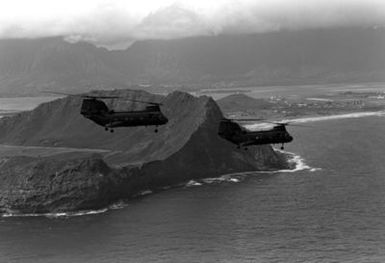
82 95 121 99
235 118 265 122
262 121 289 125
286 123 312 128
222 117 265 122
263 120 312 127
127 99 163 106
41 91 77 96
42 91 121 99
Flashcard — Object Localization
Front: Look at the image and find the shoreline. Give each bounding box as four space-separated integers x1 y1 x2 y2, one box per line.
246 110 385 130
0 148 315 219
284 110 385 123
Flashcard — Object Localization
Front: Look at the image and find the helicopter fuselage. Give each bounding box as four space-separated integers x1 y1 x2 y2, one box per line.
221 129 293 146
80 98 168 130
218 120 293 148
82 109 168 128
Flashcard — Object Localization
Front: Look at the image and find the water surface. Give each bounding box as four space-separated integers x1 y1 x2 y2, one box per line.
1 116 385 262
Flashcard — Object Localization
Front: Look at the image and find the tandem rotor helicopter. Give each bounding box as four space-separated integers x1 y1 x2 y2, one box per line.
44 91 301 148
45 92 168 133
218 118 305 150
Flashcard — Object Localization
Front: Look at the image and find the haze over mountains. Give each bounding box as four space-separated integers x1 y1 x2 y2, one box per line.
0 27 384 96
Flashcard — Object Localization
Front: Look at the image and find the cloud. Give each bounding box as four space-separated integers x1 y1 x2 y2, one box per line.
0 0 384 49
133 4 208 39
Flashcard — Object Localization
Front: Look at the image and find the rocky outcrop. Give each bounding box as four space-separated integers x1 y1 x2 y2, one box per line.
0 156 119 213
0 90 288 214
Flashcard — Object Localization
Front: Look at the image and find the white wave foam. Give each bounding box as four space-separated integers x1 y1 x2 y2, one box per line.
201 177 225 184
185 180 202 187
186 152 316 187
200 174 244 184
264 148 321 173
182 149 320 190
274 149 310 172
139 190 153 196
212 149 320 176
109 201 128 210
1 208 108 218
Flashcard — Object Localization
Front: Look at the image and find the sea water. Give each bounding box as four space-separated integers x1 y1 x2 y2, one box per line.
0 115 384 262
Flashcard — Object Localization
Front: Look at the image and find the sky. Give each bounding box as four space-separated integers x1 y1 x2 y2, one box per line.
0 0 384 49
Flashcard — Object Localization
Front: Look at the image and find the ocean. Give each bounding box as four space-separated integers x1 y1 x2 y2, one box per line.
0 114 384 262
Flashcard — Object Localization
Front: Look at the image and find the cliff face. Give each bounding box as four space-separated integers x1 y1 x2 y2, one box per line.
0 90 288 214
0 156 121 213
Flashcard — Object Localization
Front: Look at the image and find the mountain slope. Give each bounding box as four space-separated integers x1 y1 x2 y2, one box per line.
0 90 224 164
0 27 384 96
0 90 288 213
217 93 275 114
0 37 130 95
128 27 385 84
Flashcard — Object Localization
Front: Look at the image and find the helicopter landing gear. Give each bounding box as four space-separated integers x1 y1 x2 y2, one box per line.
154 126 159 133
105 127 114 133
280 143 284 150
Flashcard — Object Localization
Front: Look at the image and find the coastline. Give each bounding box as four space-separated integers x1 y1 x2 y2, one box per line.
0 148 310 218
246 110 385 130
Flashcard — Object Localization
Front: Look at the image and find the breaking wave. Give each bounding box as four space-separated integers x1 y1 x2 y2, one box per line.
0 190 158 219
185 180 203 187
184 149 320 188
1 208 109 218
270 148 321 173
185 175 242 188
0 191 159 218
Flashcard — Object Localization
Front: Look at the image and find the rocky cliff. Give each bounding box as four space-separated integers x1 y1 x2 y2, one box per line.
0 90 288 214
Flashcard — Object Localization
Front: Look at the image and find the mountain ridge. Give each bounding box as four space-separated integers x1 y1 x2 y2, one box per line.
0 27 384 96
0 90 288 213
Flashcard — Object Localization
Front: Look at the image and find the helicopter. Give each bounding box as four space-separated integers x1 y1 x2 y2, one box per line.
45 92 168 133
218 118 296 150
